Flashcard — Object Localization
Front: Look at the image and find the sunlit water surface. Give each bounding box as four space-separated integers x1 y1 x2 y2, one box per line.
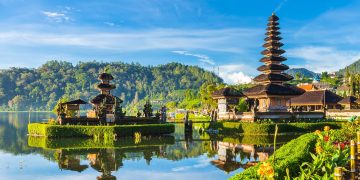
0 112 298 180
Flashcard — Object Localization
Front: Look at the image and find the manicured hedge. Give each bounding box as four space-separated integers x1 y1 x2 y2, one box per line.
28 123 175 138
28 135 175 149
216 134 300 145
230 133 318 179
208 122 342 135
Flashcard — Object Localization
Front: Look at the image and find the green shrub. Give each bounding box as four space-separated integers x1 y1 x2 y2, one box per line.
230 133 318 179
28 123 175 138
208 122 342 135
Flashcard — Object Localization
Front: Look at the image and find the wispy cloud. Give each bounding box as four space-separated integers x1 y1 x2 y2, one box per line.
104 22 115 27
172 50 215 65
0 28 259 52
42 11 70 23
287 46 360 73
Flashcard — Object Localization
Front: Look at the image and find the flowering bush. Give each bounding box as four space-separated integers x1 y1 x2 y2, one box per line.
291 127 349 179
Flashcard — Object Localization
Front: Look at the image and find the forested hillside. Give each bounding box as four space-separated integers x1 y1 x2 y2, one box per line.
0 61 222 111
337 59 360 75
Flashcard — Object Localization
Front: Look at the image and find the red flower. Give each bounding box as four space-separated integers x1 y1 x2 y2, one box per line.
340 143 345 150
324 136 329 142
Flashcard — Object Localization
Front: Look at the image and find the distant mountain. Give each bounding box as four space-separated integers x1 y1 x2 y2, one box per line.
286 68 318 78
337 59 360 75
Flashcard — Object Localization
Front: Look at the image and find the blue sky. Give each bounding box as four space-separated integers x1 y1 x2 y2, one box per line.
1 0 360 84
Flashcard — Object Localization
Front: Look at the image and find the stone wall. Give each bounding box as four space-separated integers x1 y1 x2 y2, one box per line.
217 111 325 121
326 109 360 119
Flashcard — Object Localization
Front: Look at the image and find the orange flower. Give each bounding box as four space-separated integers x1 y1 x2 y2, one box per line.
314 130 321 135
257 162 274 178
324 136 329 142
324 126 330 131
315 146 323 154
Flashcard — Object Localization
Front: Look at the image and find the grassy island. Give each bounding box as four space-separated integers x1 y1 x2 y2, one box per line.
28 123 175 138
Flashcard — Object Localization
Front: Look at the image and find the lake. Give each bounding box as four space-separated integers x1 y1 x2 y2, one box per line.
0 112 298 180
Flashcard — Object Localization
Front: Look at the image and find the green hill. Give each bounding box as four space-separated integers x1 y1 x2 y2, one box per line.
0 60 222 111
286 68 318 78
337 59 360 75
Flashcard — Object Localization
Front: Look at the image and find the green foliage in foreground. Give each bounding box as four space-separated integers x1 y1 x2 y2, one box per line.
208 122 342 135
28 123 175 137
230 133 318 179
28 136 175 149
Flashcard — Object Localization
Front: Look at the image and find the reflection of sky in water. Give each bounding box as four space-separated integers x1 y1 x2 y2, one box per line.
0 151 245 180
0 112 294 180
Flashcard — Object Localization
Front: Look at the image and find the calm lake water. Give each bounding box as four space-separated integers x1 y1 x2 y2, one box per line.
0 112 298 180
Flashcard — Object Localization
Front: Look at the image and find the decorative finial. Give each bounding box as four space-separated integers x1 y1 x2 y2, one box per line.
272 12 275 16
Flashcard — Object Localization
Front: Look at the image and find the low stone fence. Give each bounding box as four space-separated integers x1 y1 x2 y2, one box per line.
218 112 254 121
326 109 360 119
218 111 325 121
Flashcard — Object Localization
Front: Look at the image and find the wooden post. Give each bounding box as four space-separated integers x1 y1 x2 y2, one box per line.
334 167 343 180
357 132 360 158
350 140 356 179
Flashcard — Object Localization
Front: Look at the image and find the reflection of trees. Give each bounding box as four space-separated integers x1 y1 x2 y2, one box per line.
0 112 54 155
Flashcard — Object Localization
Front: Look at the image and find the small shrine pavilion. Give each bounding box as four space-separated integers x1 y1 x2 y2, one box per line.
212 87 244 114
243 13 304 112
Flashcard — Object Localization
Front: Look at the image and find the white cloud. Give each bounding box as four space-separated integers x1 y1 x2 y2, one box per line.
0 28 259 53
217 64 254 84
287 46 360 73
172 50 215 65
42 11 70 23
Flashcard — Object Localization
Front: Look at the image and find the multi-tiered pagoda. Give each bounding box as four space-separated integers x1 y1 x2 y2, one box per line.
243 13 304 112
91 73 118 114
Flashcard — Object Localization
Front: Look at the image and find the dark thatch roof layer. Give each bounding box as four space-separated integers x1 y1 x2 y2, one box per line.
253 73 293 82
99 73 114 80
290 90 343 105
262 42 284 48
260 56 287 62
265 36 282 41
212 87 244 98
265 31 281 36
91 94 115 104
257 64 289 72
268 14 279 21
261 49 285 55
267 22 279 26
338 96 358 105
243 83 304 96
97 83 116 89
62 99 88 105
266 27 280 31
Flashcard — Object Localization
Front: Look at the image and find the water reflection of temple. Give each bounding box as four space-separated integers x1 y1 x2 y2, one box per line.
55 146 165 179
210 141 274 173
56 150 88 172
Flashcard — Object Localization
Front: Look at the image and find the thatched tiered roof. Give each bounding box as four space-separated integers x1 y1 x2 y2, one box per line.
243 13 304 97
62 99 88 105
290 90 343 106
99 73 114 80
212 87 244 99
338 96 358 105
